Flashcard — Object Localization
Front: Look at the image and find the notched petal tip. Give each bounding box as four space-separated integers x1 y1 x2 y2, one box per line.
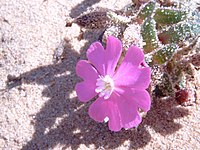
107 35 121 43
142 67 151 89
106 36 122 52
76 60 99 85
137 90 151 112
125 45 145 66
123 112 142 129
86 42 105 56
75 81 97 102
105 36 123 76
88 97 106 122
86 41 106 75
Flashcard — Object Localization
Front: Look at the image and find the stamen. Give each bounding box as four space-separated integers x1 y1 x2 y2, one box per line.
95 75 114 99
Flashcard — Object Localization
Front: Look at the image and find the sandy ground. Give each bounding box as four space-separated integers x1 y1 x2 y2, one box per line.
0 0 200 149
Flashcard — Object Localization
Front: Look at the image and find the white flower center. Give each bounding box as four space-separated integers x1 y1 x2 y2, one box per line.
95 75 114 99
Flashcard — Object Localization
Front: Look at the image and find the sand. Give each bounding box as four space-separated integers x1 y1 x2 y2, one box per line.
0 0 200 149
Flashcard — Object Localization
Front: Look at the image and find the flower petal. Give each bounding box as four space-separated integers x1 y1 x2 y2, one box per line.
131 89 151 112
89 91 146 131
86 36 122 76
113 45 151 89
115 87 151 112
76 60 99 102
75 81 97 102
88 97 107 122
87 42 106 76
123 112 142 129
114 63 151 89
111 92 142 129
76 60 99 81
121 45 145 66
105 36 122 76
88 96 122 131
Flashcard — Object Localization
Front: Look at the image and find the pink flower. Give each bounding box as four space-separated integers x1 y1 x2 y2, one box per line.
75 36 151 132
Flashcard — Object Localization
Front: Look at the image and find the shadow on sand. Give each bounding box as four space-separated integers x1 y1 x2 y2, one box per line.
6 33 189 150
69 0 101 18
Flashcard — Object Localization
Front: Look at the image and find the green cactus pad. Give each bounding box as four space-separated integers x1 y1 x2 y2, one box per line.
154 8 187 25
141 18 159 53
153 44 178 64
156 73 174 97
107 11 131 24
191 23 200 35
158 23 200 44
166 61 183 82
138 1 156 20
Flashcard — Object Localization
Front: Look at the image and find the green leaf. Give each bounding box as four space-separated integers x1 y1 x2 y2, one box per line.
152 44 178 64
154 8 187 25
141 18 159 53
138 1 156 20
